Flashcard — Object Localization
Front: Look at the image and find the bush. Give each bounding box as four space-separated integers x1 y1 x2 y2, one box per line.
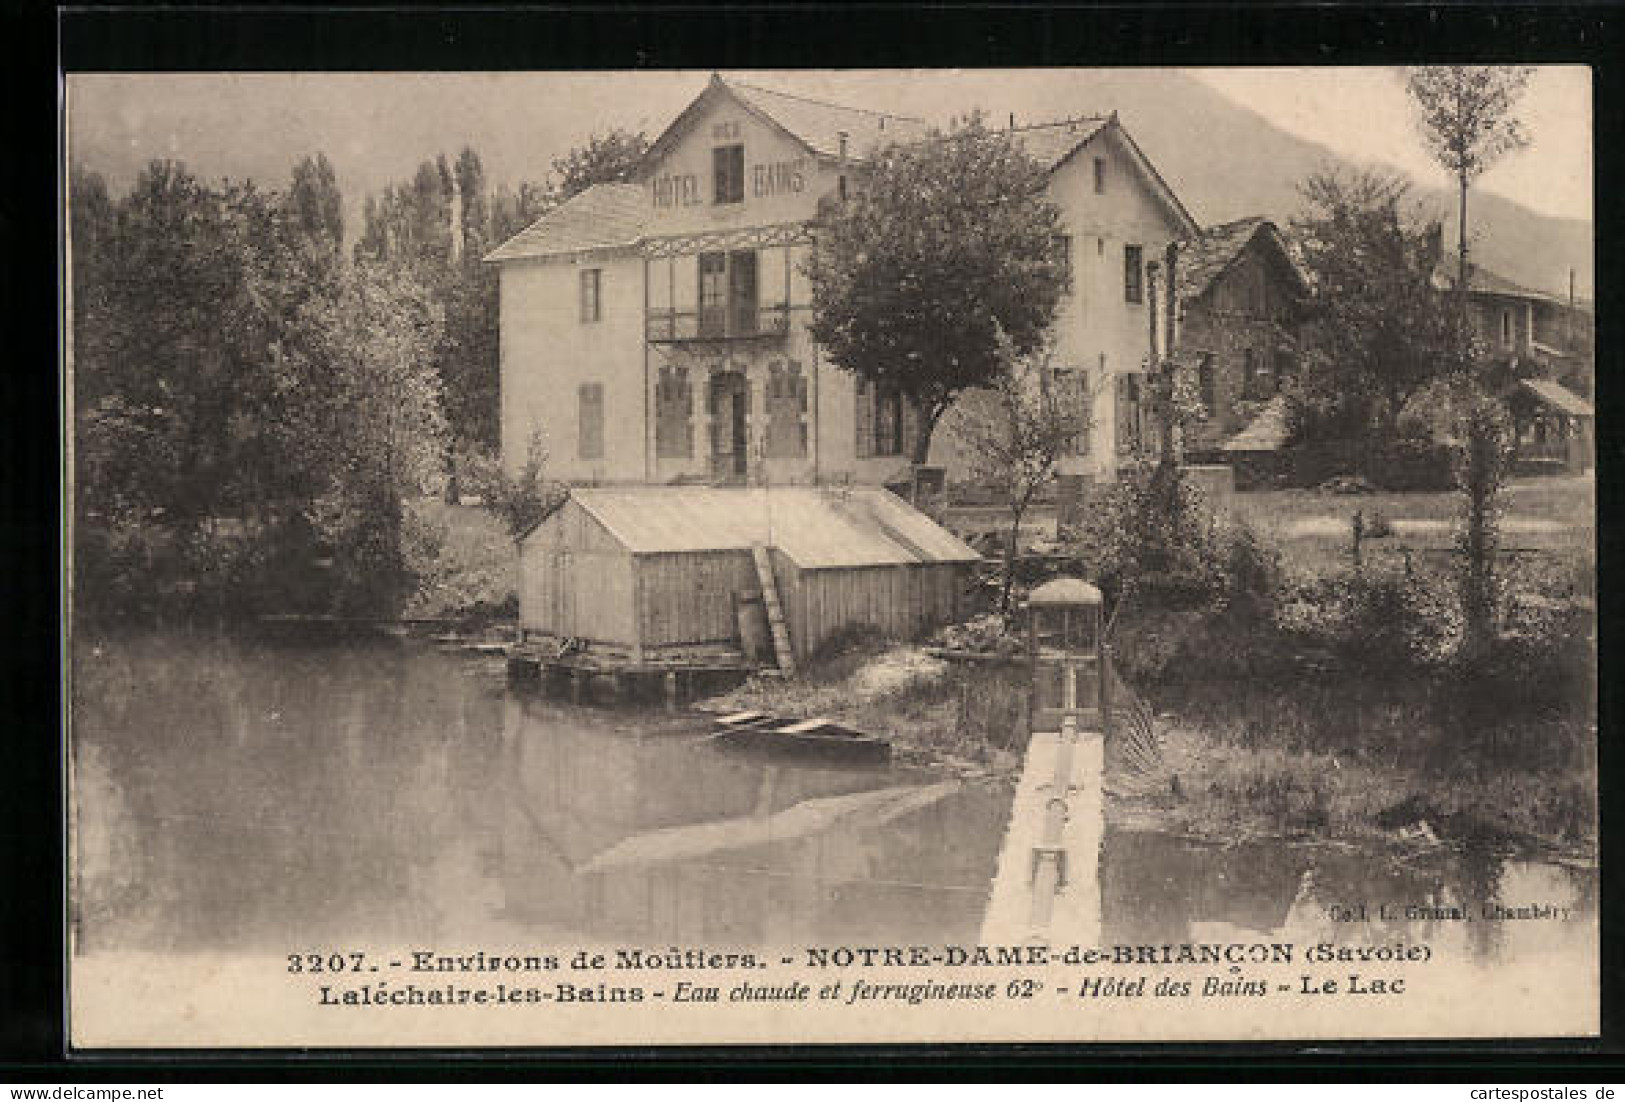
451 445 505 504
486 431 568 541
1281 568 1456 678
1070 468 1279 615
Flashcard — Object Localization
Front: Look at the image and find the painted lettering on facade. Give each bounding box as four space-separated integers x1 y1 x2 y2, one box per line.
651 174 702 209
753 159 806 198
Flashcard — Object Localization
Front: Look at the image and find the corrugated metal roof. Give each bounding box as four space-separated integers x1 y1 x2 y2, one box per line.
562 487 981 568
1521 378 1594 418
484 183 647 263
728 80 929 160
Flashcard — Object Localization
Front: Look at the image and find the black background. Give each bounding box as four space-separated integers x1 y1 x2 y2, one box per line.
7 0 1624 1081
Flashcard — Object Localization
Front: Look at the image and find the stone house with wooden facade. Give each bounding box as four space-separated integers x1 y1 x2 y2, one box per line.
1164 217 1310 463
486 74 1198 490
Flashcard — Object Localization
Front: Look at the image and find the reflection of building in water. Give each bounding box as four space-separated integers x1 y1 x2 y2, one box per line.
495 696 1003 946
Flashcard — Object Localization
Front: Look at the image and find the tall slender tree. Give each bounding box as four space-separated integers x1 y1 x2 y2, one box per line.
1403 66 1534 296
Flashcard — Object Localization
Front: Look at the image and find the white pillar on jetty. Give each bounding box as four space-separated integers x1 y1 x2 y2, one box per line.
980 719 1104 948
983 577 1109 948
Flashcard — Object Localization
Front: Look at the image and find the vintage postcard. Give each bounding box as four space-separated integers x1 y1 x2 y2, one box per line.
65 66 1596 1048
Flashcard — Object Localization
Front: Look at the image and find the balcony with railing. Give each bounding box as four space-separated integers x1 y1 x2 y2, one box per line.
646 304 794 344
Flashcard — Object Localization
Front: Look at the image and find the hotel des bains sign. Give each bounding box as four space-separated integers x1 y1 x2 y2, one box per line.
649 120 808 210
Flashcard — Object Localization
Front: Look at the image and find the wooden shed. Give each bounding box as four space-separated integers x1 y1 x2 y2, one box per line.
517 487 981 663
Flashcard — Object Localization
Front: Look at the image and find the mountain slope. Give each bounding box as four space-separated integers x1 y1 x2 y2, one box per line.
67 70 1592 300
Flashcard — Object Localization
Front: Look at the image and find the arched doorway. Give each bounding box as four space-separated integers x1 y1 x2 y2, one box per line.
708 369 750 482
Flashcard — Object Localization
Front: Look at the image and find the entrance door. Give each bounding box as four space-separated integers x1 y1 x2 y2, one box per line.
708 370 749 482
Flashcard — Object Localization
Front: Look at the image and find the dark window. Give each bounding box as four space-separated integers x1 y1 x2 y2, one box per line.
579 268 601 323
1093 157 1106 194
1502 309 1513 347
1124 245 1143 304
698 252 727 336
578 383 604 460
1273 350 1294 392
713 144 744 204
1242 348 1279 400
728 250 758 335
857 380 906 458
1116 373 1142 455
875 385 905 457
698 250 759 336
1050 367 1090 455
1198 353 1216 413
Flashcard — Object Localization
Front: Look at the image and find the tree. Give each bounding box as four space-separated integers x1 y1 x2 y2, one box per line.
1452 382 1514 654
275 262 448 613
950 336 1088 612
548 128 649 203
1403 66 1534 296
804 114 1068 464
287 153 344 260
1290 169 1475 440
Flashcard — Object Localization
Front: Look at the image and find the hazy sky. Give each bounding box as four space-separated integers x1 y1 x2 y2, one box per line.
1189 67 1591 222
67 67 1592 224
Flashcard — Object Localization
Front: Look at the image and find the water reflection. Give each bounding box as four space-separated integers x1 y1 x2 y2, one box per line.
73 632 1595 965
1099 830 1596 966
71 631 1006 953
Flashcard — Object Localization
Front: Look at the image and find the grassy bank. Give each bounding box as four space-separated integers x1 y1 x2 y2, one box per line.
705 631 1031 777
708 632 1595 859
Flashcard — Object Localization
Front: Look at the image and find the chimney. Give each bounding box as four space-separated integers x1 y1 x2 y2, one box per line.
1009 112 1016 130
837 130 849 161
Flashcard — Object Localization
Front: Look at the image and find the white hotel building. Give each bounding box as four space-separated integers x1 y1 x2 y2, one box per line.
487 74 1198 488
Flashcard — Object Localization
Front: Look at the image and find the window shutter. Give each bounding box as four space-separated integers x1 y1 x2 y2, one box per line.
579 383 604 460
855 379 874 459
1115 374 1137 455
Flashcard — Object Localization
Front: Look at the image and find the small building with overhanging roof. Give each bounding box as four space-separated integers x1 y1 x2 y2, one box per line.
518 485 981 664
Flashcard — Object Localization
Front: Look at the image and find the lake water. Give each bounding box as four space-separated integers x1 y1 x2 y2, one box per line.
71 631 1596 969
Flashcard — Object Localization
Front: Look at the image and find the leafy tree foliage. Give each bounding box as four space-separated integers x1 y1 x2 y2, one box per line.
805 114 1068 464
950 337 1089 611
1451 381 1514 654
71 157 446 619
1288 169 1475 442
275 263 448 612
288 153 344 260
1403 66 1534 289
548 127 649 202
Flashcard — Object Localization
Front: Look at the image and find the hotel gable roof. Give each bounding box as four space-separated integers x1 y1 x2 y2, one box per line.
486 75 1199 262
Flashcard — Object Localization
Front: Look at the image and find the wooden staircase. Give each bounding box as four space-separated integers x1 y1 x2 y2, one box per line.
751 544 797 675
